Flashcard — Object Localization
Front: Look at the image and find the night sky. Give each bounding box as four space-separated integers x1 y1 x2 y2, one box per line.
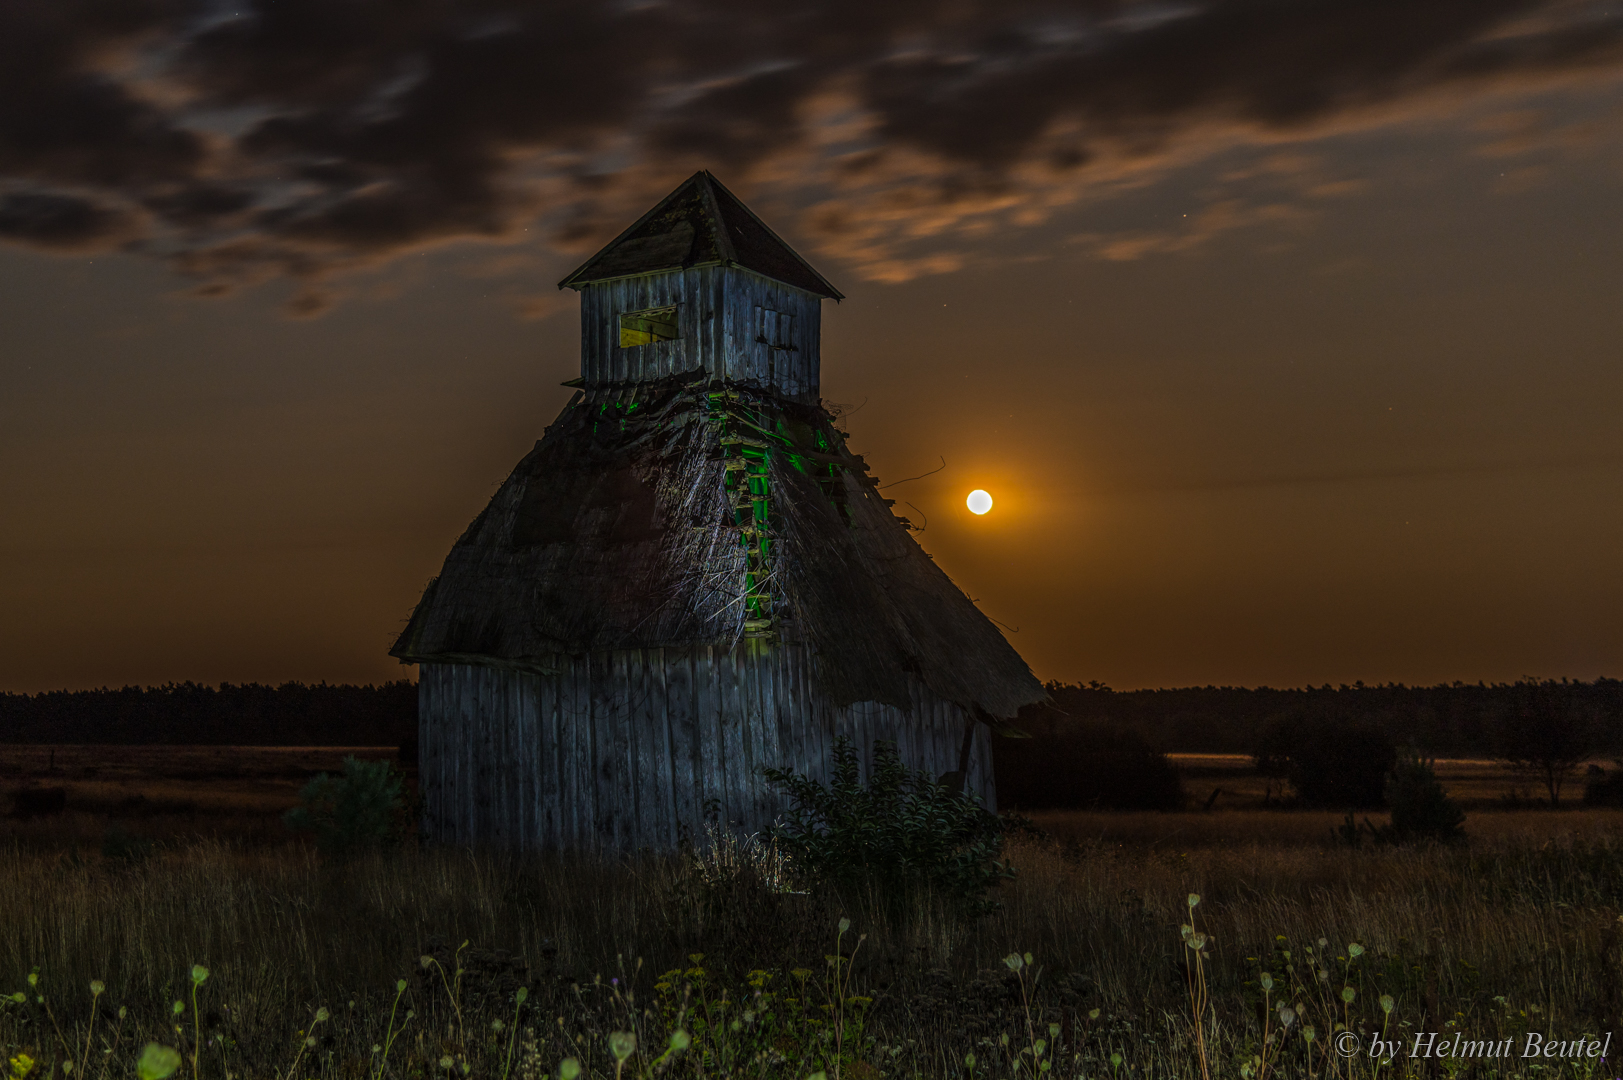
3 0 1621 693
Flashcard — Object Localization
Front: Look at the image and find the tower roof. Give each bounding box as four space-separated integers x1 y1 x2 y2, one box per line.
558 171 843 299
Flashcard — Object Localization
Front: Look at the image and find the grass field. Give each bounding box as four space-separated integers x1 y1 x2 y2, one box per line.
0 747 1579 839
1167 754 1562 812
2 748 1620 1078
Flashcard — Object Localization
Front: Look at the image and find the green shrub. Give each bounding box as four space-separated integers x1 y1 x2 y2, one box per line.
1584 763 1623 807
1384 749 1466 844
761 737 1012 917
282 755 405 854
1257 716 1396 808
1333 750 1466 848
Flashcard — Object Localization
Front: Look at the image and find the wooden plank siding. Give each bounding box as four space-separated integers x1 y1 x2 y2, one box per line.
418 647 996 852
578 267 823 403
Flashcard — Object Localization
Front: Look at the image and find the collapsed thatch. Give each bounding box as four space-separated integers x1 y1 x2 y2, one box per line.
391 374 1044 719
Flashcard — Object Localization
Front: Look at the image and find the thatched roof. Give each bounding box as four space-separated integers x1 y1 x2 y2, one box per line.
391 377 1043 719
558 172 843 300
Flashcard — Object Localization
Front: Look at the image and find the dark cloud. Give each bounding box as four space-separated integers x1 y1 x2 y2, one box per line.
646 66 821 173
142 183 255 228
0 0 201 187
0 0 1619 301
0 192 134 250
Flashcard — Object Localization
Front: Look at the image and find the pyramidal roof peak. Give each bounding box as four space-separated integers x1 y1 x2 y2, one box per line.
558 171 843 299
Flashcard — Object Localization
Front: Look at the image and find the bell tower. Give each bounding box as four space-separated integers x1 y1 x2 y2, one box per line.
558 171 843 403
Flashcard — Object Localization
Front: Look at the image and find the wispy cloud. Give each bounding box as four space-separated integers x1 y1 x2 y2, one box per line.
2 0 1621 312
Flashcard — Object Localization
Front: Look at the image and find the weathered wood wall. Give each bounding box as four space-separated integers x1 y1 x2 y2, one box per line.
417 645 995 851
579 267 823 402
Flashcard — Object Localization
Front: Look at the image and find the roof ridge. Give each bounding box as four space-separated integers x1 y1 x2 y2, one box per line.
701 173 843 300
695 171 739 266
556 172 704 289
558 171 842 298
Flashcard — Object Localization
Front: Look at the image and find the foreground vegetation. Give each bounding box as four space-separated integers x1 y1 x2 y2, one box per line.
4 808 1623 1079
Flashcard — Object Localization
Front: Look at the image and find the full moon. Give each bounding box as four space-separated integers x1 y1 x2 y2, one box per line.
966 489 993 515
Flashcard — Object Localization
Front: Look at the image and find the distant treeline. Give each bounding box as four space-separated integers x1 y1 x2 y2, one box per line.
0 681 417 745
5 677 1621 757
1033 678 1623 756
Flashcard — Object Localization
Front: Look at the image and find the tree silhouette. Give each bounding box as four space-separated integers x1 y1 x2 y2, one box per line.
1494 680 1603 807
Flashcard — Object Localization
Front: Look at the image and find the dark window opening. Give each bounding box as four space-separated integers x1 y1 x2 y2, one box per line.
754 307 796 352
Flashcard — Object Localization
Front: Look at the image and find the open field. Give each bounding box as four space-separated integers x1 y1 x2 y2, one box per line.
2 744 1622 1077
1028 805 1623 851
0 746 1579 834
0 746 409 844
1168 754 1563 811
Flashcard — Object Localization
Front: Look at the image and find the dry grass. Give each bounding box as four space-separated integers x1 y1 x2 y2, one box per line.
3 748 1621 1077
1 813 1621 1077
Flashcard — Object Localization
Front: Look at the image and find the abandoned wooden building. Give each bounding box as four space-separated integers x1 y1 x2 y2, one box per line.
391 171 1046 850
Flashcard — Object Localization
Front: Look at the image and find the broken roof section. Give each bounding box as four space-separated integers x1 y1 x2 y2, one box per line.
559 171 844 300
